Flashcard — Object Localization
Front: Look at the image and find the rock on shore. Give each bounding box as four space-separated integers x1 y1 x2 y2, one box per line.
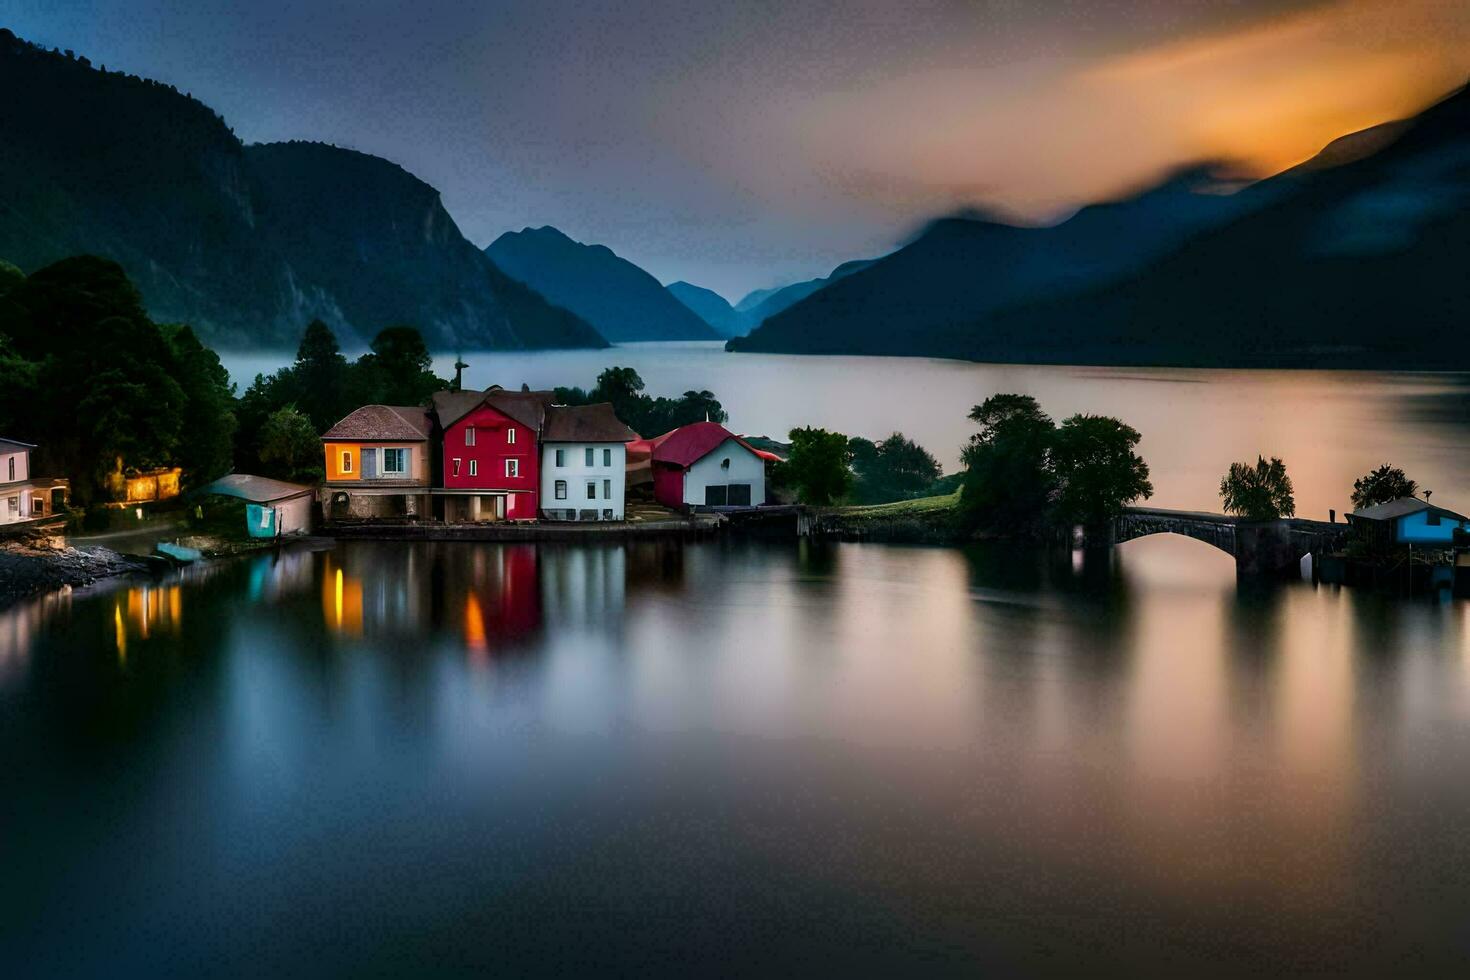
0 536 152 608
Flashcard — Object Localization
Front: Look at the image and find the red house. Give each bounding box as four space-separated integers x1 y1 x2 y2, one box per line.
430 387 549 522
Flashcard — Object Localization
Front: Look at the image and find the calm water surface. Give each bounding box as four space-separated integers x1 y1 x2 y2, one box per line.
5 536 1470 975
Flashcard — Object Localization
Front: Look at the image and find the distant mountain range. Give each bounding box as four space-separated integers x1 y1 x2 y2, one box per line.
0 30 605 350
667 259 876 338
486 227 716 343
731 82 1470 368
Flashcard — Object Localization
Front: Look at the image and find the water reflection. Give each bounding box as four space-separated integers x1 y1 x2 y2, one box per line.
7 536 1470 974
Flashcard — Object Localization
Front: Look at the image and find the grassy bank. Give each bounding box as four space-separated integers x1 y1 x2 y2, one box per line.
815 490 963 544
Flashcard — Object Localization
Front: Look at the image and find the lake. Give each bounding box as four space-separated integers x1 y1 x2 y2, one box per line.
223 342 1470 517
4 537 1470 975
8 349 1470 975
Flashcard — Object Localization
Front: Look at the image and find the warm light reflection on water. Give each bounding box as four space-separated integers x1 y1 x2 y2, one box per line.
5 536 1470 975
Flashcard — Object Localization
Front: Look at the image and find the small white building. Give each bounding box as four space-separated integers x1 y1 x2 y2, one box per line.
648 422 767 509
539 403 638 521
0 437 68 527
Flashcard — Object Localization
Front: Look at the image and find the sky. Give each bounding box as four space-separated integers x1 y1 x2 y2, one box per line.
9 0 1469 299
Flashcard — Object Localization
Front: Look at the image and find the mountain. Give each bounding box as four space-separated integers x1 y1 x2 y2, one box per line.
732 82 1470 368
0 30 605 350
736 259 876 328
485 227 718 342
729 166 1258 357
972 82 1470 368
667 281 746 337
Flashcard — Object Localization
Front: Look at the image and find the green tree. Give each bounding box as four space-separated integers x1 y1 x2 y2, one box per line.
1220 455 1295 520
958 393 1056 535
850 432 941 504
352 325 446 407
164 324 237 484
258 405 322 481
1351 464 1418 509
782 426 852 505
1050 414 1153 526
291 319 351 433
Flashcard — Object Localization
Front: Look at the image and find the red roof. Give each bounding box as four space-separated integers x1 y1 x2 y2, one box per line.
649 421 762 468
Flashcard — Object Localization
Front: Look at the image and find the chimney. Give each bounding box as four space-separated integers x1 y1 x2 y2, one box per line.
452 357 468 392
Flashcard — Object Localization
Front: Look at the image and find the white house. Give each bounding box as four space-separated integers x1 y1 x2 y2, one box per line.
647 421 767 509
539 403 639 521
0 437 68 527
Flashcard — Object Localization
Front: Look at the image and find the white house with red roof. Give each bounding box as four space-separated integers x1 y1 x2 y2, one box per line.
641 421 767 509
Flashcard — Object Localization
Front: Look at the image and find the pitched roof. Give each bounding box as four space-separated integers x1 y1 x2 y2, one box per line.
0 437 36 454
650 421 762 468
200 473 313 503
1349 496 1470 523
322 405 432 441
543 403 638 443
431 387 554 431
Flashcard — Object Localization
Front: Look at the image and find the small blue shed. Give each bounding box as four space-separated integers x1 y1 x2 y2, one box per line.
199 474 314 538
1347 497 1470 547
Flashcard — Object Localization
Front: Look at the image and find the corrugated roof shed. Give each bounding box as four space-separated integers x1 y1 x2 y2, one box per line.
201 474 313 503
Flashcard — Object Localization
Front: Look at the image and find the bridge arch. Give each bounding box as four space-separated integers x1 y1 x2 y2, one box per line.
1112 511 1237 557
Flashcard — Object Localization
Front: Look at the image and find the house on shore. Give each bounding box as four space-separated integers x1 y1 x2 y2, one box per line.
201 474 314 537
321 405 433 520
540 402 639 521
430 388 545 522
0 438 68 526
1347 497 1470 550
638 421 767 510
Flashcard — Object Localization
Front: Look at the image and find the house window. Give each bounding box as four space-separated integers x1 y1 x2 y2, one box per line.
6 496 16 515
469 459 478 477
452 458 462 477
603 448 611 467
341 451 353 474
382 448 407 474
587 481 597 499
465 426 476 446
507 427 516 445
555 480 567 500
32 496 43 514
603 479 611 500
506 458 519 478
555 449 565 467
585 447 594 466
6 457 13 481
1427 512 1442 526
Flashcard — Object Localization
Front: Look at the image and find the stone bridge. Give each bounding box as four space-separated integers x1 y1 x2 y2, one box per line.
1108 507 1350 577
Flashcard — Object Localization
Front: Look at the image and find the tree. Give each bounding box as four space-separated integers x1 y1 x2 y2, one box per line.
958 393 1056 534
1351 464 1418 509
259 406 322 481
782 426 852 505
0 259 22 298
1220 455 1295 520
1050 414 1153 526
850 432 941 503
352 325 446 407
291 319 351 433
164 324 237 484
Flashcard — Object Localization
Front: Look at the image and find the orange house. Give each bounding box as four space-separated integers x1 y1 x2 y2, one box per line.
320 405 432 520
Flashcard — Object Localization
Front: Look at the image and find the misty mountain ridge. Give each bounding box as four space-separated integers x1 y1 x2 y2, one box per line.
730 82 1470 367
0 30 606 350
666 281 746 337
486 226 718 343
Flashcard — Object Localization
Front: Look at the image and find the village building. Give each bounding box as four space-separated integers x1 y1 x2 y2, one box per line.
320 405 433 520
0 438 69 527
637 421 768 510
539 402 639 521
1347 496 1470 550
200 474 314 538
429 387 550 522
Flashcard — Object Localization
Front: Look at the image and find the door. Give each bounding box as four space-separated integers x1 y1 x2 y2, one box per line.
704 485 728 506
727 484 751 507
